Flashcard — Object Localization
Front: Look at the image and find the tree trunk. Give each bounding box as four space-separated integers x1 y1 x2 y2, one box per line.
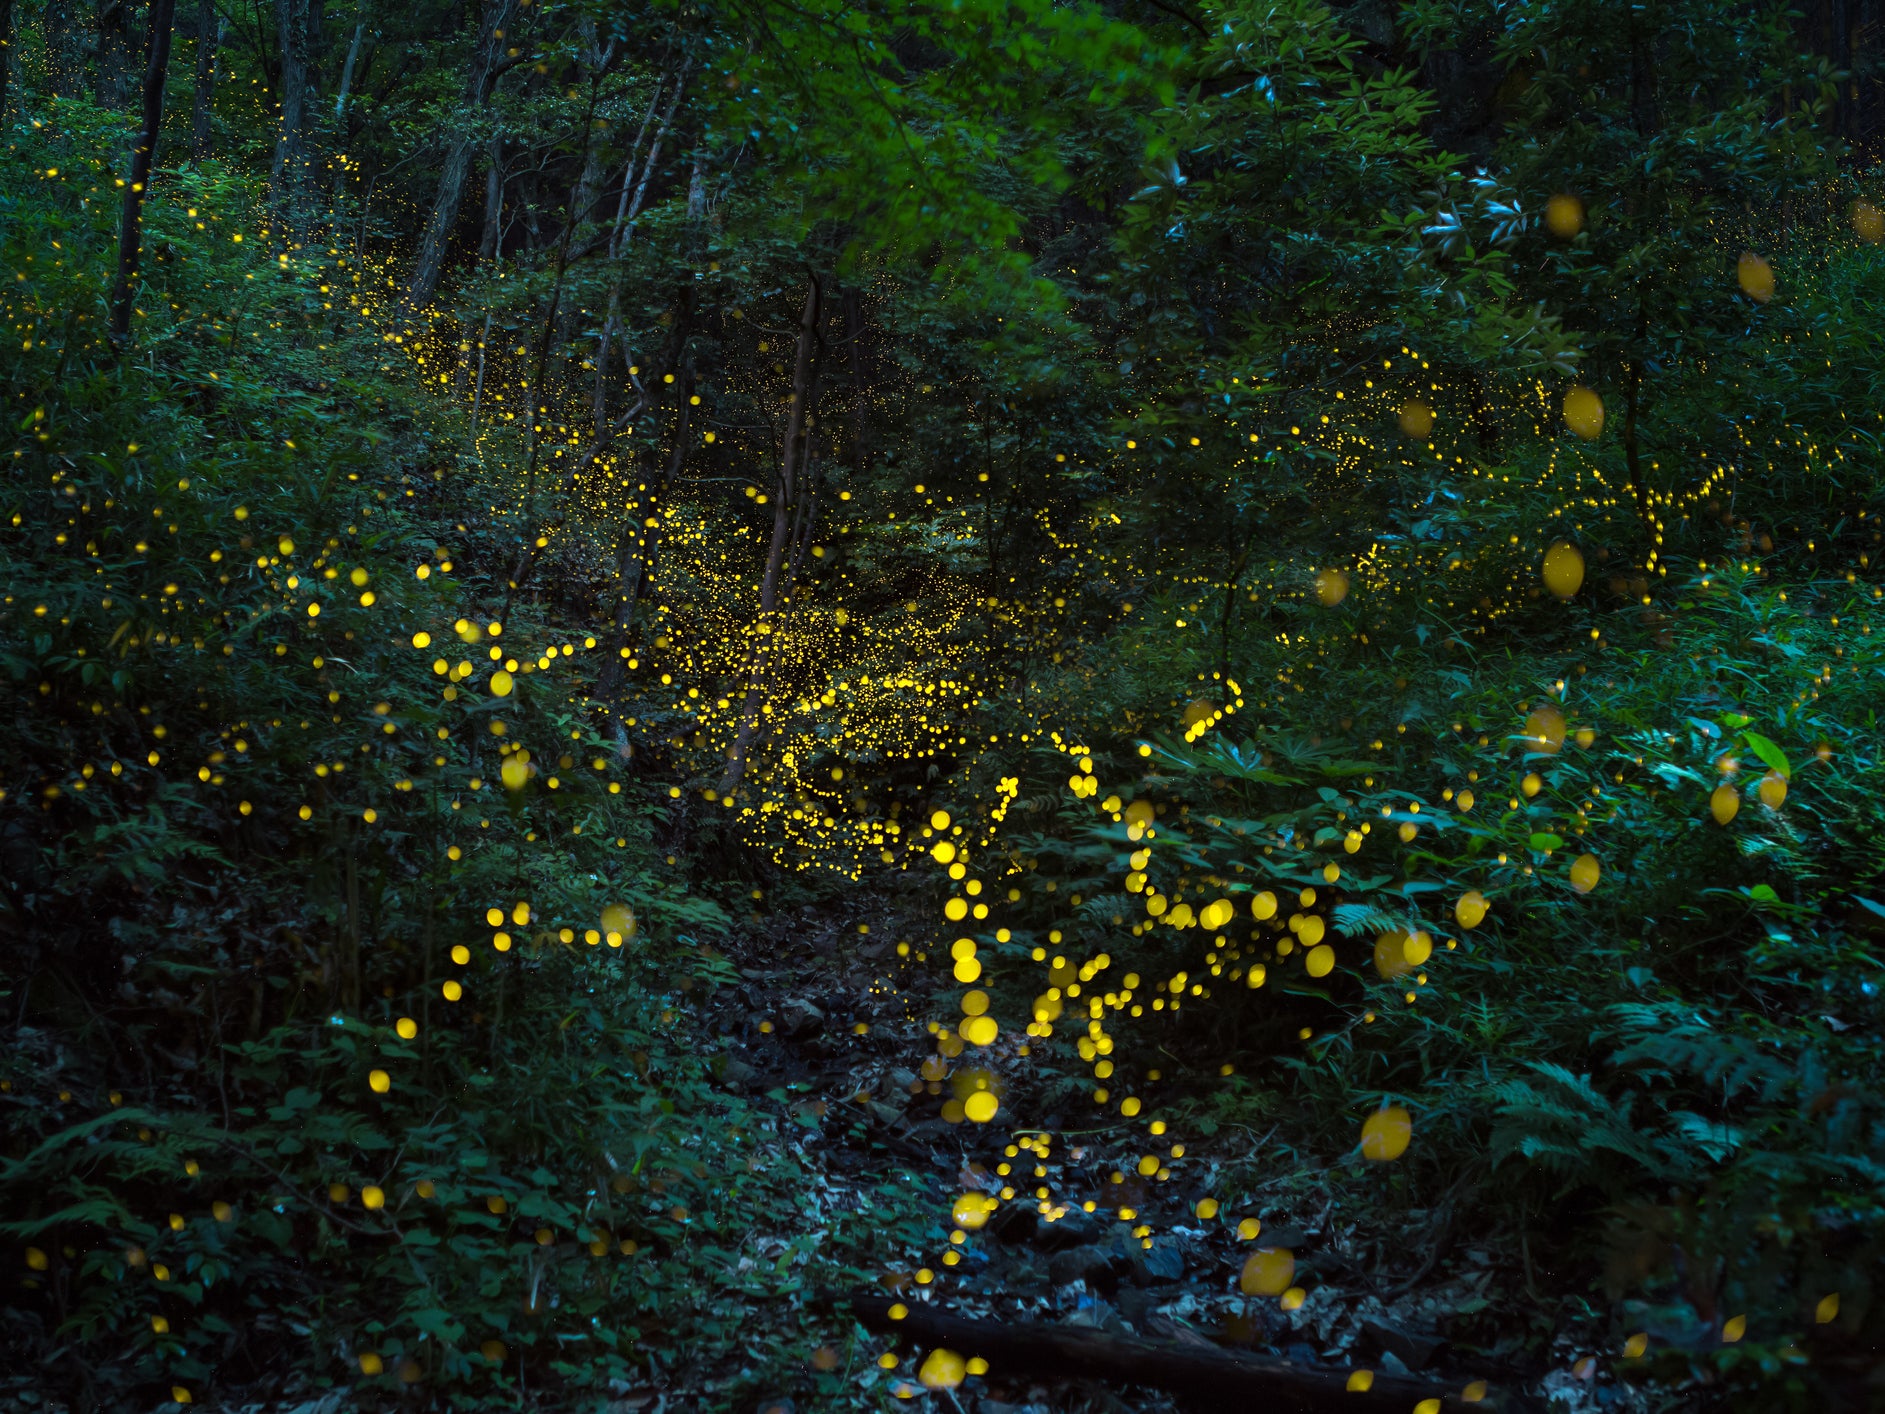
478 136 504 261
0 0 14 120
594 381 688 702
270 0 309 208
404 0 515 311
719 276 821 795
841 1294 1532 1414
842 286 870 480
1620 303 1656 569
593 70 682 433
45 0 83 97
190 0 223 159
468 311 492 437
110 0 179 352
332 17 363 120
95 0 137 108
500 67 608 620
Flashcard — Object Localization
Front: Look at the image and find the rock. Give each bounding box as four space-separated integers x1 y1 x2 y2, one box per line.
989 1202 1039 1245
888 1067 919 1093
1120 1240 1184 1285
779 998 824 1038
1360 1317 1442 1372
1047 1243 1117 1288
866 1100 906 1127
1115 1286 1155 1328
718 1057 756 1091
1030 1206 1103 1252
874 1081 910 1112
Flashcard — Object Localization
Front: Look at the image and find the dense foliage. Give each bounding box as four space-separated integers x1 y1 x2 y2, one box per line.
3 0 1883 1410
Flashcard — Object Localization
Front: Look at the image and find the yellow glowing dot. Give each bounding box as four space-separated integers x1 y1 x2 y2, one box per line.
490 670 514 697
368 1070 390 1094
396 1017 417 1040
1569 853 1600 893
1455 890 1488 929
917 1348 967 1390
1855 200 1885 244
963 1091 998 1123
1545 193 1583 238
1737 251 1774 303
1360 1107 1411 1161
1542 541 1585 598
1239 1247 1293 1295
1562 385 1605 439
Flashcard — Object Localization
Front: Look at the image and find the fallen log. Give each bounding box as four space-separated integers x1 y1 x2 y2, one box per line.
842 1292 1541 1412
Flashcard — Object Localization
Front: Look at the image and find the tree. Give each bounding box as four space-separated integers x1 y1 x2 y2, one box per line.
109 0 178 349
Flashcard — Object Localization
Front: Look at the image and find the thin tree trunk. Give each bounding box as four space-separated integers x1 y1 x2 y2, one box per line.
405 0 515 311
270 0 309 208
45 0 82 97
191 0 224 159
566 21 612 229
593 72 680 433
842 286 869 480
1620 304 1657 570
110 0 178 353
720 276 821 795
616 69 686 256
333 17 363 120
95 0 137 108
500 66 607 621
0 0 15 120
595 341 689 702
610 74 668 259
469 311 492 438
478 136 504 261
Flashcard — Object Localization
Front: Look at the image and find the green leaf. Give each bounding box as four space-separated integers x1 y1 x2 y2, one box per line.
1740 731 1791 779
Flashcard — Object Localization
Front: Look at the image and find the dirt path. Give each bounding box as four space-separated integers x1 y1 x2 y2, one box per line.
658 892 1602 1414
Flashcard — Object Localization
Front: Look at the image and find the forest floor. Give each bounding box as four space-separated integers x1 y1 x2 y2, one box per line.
602 890 1649 1414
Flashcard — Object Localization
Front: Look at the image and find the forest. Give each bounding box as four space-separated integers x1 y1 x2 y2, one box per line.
2 0 1883 1409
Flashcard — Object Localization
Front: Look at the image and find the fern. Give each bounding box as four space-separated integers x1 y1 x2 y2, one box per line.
1606 1004 1796 1104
